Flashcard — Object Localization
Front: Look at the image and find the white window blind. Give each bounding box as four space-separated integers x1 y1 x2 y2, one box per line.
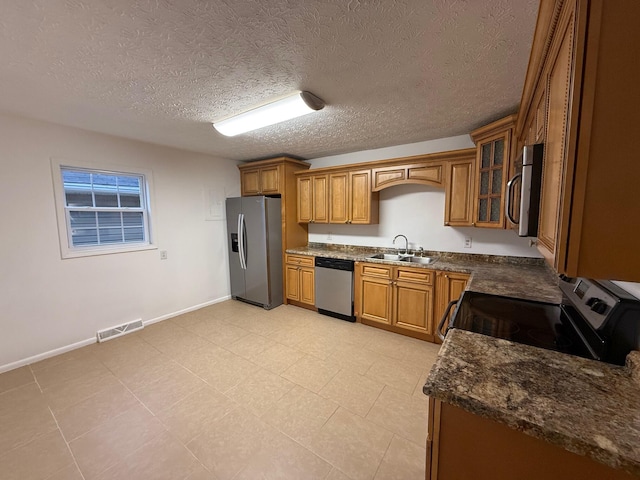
61 168 150 248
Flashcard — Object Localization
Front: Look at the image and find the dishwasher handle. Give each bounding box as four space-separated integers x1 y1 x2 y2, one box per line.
436 299 459 341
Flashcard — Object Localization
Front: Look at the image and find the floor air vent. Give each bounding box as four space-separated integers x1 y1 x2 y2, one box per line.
97 319 143 343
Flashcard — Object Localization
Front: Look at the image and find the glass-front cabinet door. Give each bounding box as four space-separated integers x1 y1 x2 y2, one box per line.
470 114 515 229
476 134 508 227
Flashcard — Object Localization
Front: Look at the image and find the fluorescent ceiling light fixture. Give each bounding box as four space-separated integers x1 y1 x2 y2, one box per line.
213 91 325 136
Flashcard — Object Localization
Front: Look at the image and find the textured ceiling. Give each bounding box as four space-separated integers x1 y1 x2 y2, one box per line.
0 0 539 161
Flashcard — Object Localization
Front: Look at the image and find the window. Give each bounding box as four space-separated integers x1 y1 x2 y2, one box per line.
52 159 155 258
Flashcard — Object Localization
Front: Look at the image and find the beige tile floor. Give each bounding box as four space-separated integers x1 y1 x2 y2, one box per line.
0 300 441 480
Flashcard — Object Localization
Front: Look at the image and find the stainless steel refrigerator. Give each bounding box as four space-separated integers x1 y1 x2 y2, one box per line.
225 196 283 309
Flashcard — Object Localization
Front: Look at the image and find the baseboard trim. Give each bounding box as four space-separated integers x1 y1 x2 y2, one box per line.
142 295 231 327
0 294 232 374
0 337 96 375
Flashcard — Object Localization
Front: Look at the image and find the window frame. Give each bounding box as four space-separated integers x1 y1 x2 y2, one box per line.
51 158 157 259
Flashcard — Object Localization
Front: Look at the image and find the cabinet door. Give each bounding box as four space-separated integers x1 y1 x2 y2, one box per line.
444 159 475 226
359 275 393 325
241 170 261 196
394 280 434 335
285 265 300 301
349 170 372 224
434 272 469 342
329 172 349 224
312 175 329 223
300 267 315 305
474 131 510 228
538 12 575 266
297 176 312 223
260 166 280 194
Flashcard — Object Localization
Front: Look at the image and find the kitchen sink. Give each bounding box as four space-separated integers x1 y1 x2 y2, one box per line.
367 253 438 264
405 256 438 265
368 253 404 261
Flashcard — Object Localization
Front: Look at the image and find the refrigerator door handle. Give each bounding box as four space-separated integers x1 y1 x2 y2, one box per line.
241 213 248 269
237 214 246 270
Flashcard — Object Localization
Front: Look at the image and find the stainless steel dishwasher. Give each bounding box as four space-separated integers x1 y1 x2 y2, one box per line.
314 257 355 322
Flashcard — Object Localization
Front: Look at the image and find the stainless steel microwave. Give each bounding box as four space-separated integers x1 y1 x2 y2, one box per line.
506 144 544 237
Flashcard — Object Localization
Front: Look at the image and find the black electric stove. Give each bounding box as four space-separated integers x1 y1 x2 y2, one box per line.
445 277 640 366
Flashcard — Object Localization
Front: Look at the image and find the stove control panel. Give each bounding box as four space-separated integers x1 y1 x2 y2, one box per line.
559 277 617 329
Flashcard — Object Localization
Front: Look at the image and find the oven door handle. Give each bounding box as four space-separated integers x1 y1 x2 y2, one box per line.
437 299 459 341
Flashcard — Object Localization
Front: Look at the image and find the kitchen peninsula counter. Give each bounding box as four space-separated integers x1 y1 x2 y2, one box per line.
423 329 640 477
286 244 562 304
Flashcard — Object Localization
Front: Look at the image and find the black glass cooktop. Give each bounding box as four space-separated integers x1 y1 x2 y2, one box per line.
451 291 594 359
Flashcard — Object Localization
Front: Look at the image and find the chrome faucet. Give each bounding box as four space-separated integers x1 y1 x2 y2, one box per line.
393 234 409 255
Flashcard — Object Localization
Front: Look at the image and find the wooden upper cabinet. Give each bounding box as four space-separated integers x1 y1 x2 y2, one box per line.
349 170 375 224
239 164 282 196
444 156 475 227
537 5 575 266
329 172 349 223
240 169 261 196
297 176 313 223
259 166 280 194
513 0 640 281
329 169 378 224
470 115 516 229
372 162 444 191
312 175 329 223
297 174 329 224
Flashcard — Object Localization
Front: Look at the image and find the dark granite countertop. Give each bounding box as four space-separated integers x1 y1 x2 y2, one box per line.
424 329 640 477
286 243 562 303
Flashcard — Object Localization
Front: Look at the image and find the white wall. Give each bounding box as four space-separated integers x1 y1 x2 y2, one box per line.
613 282 640 300
308 136 542 257
0 113 240 371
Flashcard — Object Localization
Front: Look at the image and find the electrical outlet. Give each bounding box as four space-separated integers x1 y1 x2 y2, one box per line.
160 250 168 260
464 237 472 248
327 231 333 241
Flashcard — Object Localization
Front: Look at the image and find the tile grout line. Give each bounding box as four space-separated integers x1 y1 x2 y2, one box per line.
363 382 387 418
29 364 44 393
46 405 87 480
371 432 396 480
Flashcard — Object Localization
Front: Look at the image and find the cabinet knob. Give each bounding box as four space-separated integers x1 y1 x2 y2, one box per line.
445 222 450 226
472 222 476 226
445 274 449 279
344 220 349 224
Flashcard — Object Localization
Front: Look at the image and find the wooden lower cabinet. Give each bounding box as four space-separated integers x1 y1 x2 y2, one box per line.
426 398 635 480
360 275 393 325
356 262 435 341
434 271 470 343
285 255 315 307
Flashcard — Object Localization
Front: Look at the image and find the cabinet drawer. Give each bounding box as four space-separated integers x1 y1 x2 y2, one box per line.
285 254 314 267
360 263 393 279
396 267 433 285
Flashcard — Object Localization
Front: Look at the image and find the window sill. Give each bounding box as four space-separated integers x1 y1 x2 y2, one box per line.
61 243 157 259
